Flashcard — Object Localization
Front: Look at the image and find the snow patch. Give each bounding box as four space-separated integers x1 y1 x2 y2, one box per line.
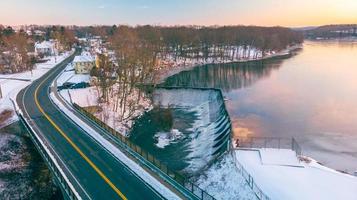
235 149 357 200
154 129 183 148
50 92 181 200
195 153 257 200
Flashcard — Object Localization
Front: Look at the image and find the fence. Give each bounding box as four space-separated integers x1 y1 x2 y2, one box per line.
18 114 80 200
234 136 302 156
73 103 215 200
231 149 270 200
231 136 304 200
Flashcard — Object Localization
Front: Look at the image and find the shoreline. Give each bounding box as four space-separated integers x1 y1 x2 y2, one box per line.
155 44 302 84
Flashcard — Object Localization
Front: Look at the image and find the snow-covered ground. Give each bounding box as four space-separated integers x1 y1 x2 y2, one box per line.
235 148 357 200
50 92 181 200
0 131 60 199
0 52 72 198
195 153 257 200
56 62 152 136
58 85 152 136
56 63 90 86
155 44 301 83
59 87 98 107
0 52 72 124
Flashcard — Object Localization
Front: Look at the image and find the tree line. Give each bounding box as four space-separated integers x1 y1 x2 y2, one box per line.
0 25 76 73
0 26 35 73
86 25 303 120
303 24 357 39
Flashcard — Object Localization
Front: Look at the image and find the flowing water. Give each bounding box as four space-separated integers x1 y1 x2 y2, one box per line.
162 40 357 174
130 88 231 175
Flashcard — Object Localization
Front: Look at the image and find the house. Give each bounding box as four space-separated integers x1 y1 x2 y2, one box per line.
73 54 95 74
35 41 55 56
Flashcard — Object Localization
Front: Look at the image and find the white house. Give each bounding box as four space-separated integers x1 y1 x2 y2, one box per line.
73 54 95 74
35 41 55 56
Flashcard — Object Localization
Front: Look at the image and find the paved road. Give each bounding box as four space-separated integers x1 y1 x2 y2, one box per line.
16 53 165 200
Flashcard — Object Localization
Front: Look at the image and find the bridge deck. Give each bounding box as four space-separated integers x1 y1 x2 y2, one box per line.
16 53 166 200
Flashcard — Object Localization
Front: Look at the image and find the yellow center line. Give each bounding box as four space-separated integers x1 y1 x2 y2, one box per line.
33 63 127 200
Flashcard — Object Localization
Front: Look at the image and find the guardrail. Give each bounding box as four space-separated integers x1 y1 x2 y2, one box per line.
73 103 215 200
18 113 80 200
234 136 302 156
231 150 270 200
231 136 303 200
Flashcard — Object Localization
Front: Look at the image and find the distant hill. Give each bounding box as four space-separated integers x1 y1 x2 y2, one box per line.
300 24 357 39
291 26 317 31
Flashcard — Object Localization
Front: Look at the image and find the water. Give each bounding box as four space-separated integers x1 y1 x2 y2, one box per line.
163 40 357 173
130 88 231 175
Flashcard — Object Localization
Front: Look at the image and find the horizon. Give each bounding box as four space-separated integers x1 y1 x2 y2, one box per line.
1 0 357 27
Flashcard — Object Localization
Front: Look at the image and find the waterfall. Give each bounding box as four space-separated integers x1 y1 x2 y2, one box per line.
153 87 232 175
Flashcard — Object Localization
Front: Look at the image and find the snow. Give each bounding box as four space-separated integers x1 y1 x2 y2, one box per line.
155 44 302 83
56 63 90 86
57 71 73 86
259 148 303 167
58 83 152 136
153 88 231 173
195 153 257 200
68 74 90 84
73 55 95 63
154 129 183 148
34 41 54 49
59 87 98 107
235 149 357 200
49 92 181 200
0 52 72 123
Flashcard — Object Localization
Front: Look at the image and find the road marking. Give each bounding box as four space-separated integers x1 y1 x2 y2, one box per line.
32 60 127 200
21 68 92 200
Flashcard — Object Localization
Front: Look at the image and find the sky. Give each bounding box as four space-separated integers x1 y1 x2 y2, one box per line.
1 0 357 27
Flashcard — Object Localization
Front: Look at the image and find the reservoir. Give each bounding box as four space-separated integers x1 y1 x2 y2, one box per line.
162 40 357 174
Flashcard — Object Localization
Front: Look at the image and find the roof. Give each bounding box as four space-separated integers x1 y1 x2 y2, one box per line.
35 41 54 49
73 55 95 63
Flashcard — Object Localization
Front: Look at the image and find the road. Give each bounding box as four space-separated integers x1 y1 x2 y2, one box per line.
16 53 165 200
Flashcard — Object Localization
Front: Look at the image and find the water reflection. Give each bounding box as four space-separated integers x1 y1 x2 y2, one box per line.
163 41 357 173
162 58 288 92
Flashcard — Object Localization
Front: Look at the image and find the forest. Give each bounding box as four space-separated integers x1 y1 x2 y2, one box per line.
84 25 303 124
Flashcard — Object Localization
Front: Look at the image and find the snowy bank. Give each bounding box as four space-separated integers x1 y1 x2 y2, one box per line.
49 92 181 200
195 153 257 200
235 148 357 200
58 85 152 136
155 44 302 84
0 52 73 124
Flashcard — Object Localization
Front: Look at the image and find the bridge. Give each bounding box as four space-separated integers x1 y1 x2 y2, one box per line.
14 51 214 200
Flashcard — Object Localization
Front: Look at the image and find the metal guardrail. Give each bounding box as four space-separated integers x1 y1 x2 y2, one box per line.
18 114 80 200
73 103 215 200
231 150 270 200
231 136 304 200
234 136 302 156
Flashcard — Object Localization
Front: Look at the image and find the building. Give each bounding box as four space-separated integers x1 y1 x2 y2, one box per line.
73 54 95 74
34 41 55 56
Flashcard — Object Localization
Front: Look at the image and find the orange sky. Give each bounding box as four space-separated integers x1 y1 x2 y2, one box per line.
1 0 357 27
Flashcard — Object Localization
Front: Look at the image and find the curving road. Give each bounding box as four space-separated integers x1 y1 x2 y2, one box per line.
16 52 165 200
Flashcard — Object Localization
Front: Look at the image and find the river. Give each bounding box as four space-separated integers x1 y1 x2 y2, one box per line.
162 40 357 174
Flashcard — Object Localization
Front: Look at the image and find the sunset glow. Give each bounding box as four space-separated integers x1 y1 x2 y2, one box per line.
1 0 357 26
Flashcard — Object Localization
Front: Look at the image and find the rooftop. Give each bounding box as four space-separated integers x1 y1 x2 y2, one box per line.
73 55 95 63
